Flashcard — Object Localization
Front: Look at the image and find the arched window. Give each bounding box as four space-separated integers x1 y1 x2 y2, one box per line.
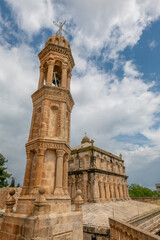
52 60 62 87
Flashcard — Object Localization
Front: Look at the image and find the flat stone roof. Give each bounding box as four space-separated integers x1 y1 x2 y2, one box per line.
81 200 160 229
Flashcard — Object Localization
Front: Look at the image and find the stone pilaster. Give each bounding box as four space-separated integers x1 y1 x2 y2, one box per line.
54 149 65 196
99 181 105 202
63 154 69 195
61 63 68 88
38 66 45 89
105 182 110 200
21 151 32 195
34 149 45 193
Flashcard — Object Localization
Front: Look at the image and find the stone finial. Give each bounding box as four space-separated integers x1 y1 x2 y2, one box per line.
90 139 94 147
34 187 47 214
74 189 84 212
6 189 16 213
119 153 122 159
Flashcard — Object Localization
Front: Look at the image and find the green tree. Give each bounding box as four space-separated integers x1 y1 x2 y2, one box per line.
16 183 21 187
10 177 15 187
129 184 160 198
0 153 11 188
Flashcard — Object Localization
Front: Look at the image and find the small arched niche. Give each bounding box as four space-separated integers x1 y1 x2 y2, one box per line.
48 104 59 137
52 60 62 87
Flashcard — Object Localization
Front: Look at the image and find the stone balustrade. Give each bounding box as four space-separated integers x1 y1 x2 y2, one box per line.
109 217 160 240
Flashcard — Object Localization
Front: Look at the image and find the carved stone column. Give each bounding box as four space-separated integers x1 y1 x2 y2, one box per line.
99 181 105 202
119 184 123 199
110 183 115 200
61 64 68 88
105 182 110 200
46 60 54 86
54 149 65 195
123 184 127 199
68 180 72 198
38 66 45 89
83 173 88 202
92 178 99 202
34 149 45 191
72 181 76 200
63 154 69 195
67 72 72 90
125 183 130 199
21 151 32 195
115 183 119 200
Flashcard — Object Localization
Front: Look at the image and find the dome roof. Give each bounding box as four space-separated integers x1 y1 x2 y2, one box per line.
81 135 90 144
45 34 71 50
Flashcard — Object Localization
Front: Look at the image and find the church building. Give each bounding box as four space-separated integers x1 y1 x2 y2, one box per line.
68 135 130 202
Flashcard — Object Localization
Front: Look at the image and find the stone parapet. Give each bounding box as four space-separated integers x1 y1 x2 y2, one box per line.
109 217 160 240
83 225 110 240
132 197 160 203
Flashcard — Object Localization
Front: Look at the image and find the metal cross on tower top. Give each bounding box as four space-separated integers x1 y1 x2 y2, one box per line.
53 20 68 36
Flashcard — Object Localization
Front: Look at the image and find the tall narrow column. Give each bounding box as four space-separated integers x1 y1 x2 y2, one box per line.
38 67 45 89
54 149 65 195
46 60 54 86
105 182 110 200
119 184 123 199
100 181 105 202
123 184 127 199
110 182 115 200
67 72 71 90
114 183 119 199
61 64 67 88
125 183 130 199
21 151 32 195
34 149 45 193
92 177 99 202
63 154 69 195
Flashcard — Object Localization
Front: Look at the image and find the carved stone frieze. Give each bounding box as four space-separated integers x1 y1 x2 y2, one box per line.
38 43 74 69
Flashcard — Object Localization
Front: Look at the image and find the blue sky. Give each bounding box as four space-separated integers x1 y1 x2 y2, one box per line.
0 0 160 189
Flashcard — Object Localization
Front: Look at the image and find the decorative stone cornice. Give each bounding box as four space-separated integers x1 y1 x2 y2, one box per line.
25 139 71 155
68 169 128 179
71 145 124 162
31 85 74 112
38 43 75 69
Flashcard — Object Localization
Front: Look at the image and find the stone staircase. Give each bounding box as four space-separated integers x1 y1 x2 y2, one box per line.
127 207 160 236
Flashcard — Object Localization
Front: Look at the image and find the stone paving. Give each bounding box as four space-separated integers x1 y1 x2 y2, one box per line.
82 200 160 228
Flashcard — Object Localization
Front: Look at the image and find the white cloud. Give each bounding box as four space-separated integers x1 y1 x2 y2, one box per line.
0 42 39 183
5 0 56 36
71 61 160 143
149 40 157 49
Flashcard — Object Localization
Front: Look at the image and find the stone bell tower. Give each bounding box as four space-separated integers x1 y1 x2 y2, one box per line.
21 34 74 199
0 35 83 240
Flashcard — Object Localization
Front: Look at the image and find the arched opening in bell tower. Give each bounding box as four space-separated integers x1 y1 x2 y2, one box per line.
52 60 62 87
